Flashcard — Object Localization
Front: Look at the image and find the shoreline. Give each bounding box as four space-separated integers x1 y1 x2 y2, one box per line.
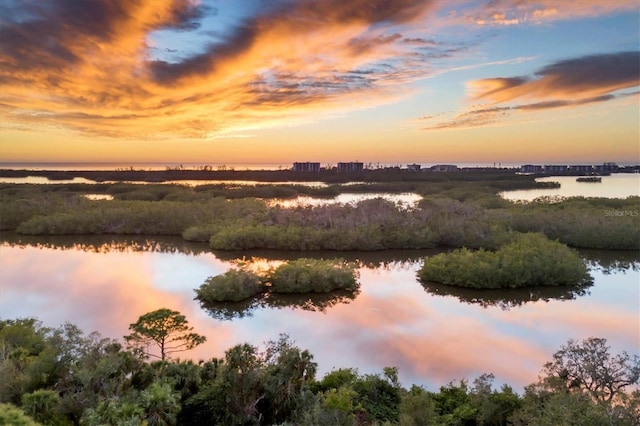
0 167 637 184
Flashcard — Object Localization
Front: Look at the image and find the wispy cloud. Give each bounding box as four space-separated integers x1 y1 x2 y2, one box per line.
0 0 449 139
463 0 638 26
424 51 640 130
2 1 637 140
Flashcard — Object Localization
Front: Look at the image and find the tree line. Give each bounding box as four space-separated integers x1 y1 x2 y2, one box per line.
1 310 639 425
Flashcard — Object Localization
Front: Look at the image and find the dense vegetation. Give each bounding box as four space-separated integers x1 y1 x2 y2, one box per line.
267 258 359 293
1 316 639 425
418 233 592 288
0 177 638 251
196 258 359 306
0 167 556 185
124 309 207 362
196 269 267 302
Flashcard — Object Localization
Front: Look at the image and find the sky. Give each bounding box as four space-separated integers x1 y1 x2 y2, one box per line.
0 0 639 165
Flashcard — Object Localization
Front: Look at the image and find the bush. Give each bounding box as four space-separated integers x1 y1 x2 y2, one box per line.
0 403 41 426
267 259 359 293
418 233 592 288
21 390 63 426
195 260 360 304
195 269 265 303
505 196 640 250
182 225 221 242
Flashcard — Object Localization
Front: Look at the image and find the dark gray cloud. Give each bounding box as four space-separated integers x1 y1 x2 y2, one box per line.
473 51 640 101
348 33 403 56
403 37 438 45
291 0 434 25
534 51 640 93
422 50 640 131
150 21 258 85
0 0 209 74
148 0 436 85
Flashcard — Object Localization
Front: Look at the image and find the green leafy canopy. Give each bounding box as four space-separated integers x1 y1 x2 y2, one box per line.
124 308 206 361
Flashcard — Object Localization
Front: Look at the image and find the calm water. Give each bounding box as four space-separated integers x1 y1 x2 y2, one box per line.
0 176 98 185
0 234 637 391
0 176 328 187
501 174 640 201
269 192 422 208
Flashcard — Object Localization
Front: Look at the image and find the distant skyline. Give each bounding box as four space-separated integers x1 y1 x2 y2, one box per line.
1 0 638 164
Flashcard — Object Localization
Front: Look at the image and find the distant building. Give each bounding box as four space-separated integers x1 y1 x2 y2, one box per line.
292 162 320 172
431 164 458 172
569 165 593 173
594 162 618 172
337 162 364 172
406 164 421 171
543 165 568 173
520 164 543 173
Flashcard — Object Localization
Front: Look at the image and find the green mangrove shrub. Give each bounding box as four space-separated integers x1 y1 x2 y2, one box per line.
3 182 638 250
196 259 359 304
267 258 359 293
505 196 640 250
418 233 592 289
195 269 265 302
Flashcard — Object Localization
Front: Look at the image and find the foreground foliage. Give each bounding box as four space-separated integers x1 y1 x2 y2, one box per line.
418 233 592 289
1 315 639 425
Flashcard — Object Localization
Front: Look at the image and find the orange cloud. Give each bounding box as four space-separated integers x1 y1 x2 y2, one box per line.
0 0 440 140
467 0 637 26
424 51 640 130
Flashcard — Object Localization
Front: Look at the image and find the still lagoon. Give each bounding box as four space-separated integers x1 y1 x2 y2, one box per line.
0 234 637 391
501 173 640 201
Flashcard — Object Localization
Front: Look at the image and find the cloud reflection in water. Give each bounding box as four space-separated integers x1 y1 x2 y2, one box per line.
0 236 637 391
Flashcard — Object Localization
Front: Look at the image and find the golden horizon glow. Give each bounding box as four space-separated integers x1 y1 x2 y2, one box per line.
0 0 638 164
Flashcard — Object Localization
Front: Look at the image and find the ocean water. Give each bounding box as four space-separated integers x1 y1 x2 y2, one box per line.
1 161 638 172
0 162 289 171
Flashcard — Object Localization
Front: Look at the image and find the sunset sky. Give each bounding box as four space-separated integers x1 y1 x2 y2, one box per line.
1 0 639 165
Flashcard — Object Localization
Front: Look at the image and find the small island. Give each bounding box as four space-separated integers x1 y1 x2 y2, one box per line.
195 258 359 304
418 233 592 289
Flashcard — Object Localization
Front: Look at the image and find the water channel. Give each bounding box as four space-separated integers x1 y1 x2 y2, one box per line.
0 233 637 391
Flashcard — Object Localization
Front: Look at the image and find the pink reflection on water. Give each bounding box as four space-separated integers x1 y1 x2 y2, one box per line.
294 277 549 389
0 245 238 361
1 242 638 392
